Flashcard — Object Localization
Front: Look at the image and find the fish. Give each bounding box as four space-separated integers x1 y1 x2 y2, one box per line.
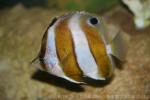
33 11 129 84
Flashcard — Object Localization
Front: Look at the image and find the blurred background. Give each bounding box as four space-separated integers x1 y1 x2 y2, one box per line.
0 0 120 12
0 0 150 100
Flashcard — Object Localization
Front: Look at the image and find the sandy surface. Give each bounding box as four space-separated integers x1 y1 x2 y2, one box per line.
0 5 150 100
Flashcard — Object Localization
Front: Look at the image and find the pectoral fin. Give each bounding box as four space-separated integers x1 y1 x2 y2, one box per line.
107 31 130 61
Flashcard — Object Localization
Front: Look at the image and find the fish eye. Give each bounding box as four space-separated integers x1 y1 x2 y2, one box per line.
89 17 99 25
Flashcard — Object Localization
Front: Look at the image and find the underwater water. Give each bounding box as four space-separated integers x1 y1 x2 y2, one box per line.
0 0 150 99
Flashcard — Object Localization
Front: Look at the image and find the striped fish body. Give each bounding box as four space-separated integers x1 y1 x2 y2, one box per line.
36 12 127 84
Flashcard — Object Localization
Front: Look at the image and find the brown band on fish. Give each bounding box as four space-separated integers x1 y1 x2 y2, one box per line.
80 17 113 78
55 17 83 82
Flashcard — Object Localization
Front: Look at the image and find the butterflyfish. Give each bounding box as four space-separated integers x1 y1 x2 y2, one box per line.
33 12 128 84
